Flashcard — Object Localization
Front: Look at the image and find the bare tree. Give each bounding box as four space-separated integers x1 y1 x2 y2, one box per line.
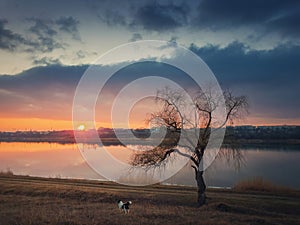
131 86 248 207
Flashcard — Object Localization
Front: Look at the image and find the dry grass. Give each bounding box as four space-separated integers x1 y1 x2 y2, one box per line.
0 175 299 225
0 168 14 176
233 177 295 193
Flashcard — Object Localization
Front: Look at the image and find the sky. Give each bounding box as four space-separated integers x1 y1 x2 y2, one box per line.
0 0 299 131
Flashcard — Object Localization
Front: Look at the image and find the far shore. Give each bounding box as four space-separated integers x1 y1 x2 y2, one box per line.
0 137 300 147
1 125 299 146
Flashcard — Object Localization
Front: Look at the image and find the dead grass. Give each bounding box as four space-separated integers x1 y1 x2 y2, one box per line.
0 168 14 176
233 177 295 194
0 175 299 225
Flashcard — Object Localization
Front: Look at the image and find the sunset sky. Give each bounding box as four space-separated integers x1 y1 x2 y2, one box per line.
0 0 299 131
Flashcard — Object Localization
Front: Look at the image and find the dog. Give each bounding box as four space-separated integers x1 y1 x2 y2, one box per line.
117 200 132 214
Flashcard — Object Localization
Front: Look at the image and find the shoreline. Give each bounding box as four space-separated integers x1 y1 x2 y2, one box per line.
0 137 300 146
1 174 299 196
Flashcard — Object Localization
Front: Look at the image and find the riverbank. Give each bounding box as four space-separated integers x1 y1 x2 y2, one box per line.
0 175 299 225
1 127 299 146
1 136 300 146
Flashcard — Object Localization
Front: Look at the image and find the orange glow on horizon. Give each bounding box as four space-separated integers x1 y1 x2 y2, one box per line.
0 118 148 131
0 116 299 132
0 118 73 131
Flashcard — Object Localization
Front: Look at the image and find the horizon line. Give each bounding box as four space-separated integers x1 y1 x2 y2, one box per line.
1 124 299 133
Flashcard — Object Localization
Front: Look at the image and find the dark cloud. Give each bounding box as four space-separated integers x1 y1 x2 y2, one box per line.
0 65 86 119
190 42 300 119
32 57 62 66
97 9 128 27
169 36 178 43
0 42 299 122
98 1 190 32
195 0 300 38
25 17 81 52
91 0 300 41
56 16 81 40
0 16 81 53
132 2 189 31
266 10 300 38
0 18 61 53
0 19 28 51
27 16 80 39
27 18 57 37
28 36 64 53
0 65 85 92
129 33 142 42
26 18 59 52
0 62 196 120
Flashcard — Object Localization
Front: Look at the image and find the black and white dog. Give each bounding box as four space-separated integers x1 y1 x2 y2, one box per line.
117 200 132 214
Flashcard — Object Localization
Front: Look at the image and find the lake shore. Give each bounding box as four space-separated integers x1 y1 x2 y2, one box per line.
0 175 299 225
1 136 300 146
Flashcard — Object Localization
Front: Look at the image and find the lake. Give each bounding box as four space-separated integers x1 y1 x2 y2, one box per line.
0 142 299 188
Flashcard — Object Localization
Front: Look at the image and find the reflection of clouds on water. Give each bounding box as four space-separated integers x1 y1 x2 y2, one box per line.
0 142 300 188
79 143 191 186
0 142 102 179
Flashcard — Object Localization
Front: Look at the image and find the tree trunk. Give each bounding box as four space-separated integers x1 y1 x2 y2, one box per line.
196 171 206 207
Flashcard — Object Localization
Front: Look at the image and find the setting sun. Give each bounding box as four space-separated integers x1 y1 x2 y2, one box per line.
77 124 86 131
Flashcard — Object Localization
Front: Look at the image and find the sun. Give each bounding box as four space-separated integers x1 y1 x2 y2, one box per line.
77 124 86 131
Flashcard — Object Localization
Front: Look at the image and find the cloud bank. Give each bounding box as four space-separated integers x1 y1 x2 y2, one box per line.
0 16 81 53
0 42 299 123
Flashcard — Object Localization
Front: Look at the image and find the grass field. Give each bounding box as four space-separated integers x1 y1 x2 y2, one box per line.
0 175 299 225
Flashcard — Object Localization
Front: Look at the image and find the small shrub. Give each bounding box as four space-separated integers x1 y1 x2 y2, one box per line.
0 168 14 176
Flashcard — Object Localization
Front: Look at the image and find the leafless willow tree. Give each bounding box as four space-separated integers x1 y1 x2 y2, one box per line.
131 86 248 207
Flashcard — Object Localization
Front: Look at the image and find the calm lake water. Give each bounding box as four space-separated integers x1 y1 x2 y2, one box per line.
0 142 299 188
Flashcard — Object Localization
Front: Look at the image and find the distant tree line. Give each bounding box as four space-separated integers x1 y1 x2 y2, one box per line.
0 126 299 144
226 126 300 140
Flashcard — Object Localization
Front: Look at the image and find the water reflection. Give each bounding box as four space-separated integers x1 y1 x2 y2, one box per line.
0 142 299 188
0 142 101 179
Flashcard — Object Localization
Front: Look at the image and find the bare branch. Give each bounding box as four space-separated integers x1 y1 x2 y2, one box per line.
216 91 248 129
131 86 248 174
131 86 248 207
131 146 193 168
